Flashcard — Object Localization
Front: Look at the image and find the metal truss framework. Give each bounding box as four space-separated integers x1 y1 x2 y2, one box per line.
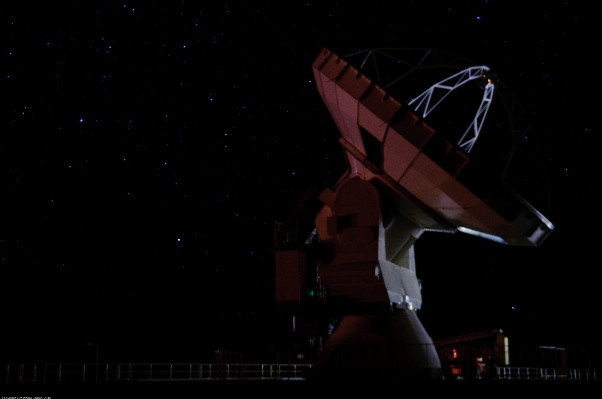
343 48 551 212
407 66 495 153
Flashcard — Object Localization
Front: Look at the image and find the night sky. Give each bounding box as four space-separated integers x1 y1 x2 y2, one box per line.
2 2 599 363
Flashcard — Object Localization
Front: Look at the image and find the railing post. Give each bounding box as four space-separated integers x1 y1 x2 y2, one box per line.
44 364 47 383
83 364 86 382
129 364 132 381
150 364 153 381
34 364 37 382
170 364 173 381
117 364 121 380
19 364 23 382
59 364 62 382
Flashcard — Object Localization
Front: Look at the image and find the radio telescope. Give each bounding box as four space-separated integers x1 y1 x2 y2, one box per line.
274 48 553 379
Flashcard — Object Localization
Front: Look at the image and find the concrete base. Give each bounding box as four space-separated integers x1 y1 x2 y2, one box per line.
312 310 441 380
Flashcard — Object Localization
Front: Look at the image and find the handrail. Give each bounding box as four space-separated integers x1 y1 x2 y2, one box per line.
5 362 602 382
4 362 312 382
497 367 600 380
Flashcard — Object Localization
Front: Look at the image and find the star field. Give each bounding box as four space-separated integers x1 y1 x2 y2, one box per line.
1 1 600 362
